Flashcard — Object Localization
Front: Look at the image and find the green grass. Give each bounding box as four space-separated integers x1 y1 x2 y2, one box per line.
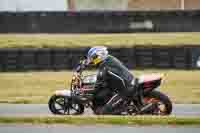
0 69 200 104
0 33 200 48
0 116 200 125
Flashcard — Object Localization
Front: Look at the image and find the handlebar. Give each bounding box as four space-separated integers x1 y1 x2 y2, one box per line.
74 58 89 74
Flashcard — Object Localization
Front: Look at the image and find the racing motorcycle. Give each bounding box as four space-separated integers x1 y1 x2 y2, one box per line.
48 61 172 115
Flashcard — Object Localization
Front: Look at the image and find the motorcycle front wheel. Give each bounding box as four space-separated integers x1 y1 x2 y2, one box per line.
48 95 84 115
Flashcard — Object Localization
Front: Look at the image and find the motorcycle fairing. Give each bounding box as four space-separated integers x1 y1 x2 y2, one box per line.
138 73 163 84
55 89 71 96
138 73 163 93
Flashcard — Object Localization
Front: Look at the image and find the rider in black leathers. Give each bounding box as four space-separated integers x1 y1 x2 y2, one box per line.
76 46 137 114
92 55 138 114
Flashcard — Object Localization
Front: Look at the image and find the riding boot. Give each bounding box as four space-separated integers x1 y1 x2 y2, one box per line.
96 94 123 115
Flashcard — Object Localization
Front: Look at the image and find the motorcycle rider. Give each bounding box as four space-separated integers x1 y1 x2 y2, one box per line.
75 46 138 114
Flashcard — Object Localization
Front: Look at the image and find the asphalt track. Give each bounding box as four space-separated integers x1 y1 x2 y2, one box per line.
0 104 200 133
0 124 200 133
0 104 200 116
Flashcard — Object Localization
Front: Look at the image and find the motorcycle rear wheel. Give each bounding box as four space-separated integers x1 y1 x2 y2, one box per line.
48 95 84 115
143 90 173 115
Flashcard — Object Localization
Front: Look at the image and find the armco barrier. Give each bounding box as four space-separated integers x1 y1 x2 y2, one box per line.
153 47 172 68
0 46 198 71
18 48 37 70
1 10 200 33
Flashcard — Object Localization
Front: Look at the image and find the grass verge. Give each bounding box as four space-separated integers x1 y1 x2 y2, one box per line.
0 33 200 48
0 69 200 104
0 116 200 125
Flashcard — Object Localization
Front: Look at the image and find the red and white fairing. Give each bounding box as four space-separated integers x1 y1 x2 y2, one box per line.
138 73 164 84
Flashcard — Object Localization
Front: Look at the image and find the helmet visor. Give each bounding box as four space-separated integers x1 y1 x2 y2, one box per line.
87 54 100 65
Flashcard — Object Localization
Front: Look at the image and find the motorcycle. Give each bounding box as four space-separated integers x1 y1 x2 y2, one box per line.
48 61 172 115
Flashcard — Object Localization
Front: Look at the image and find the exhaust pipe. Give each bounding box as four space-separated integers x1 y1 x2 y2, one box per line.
138 103 157 114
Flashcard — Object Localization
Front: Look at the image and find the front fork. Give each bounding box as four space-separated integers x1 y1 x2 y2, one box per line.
64 97 72 115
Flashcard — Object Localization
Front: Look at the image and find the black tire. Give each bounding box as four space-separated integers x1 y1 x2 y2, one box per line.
48 95 85 115
144 90 173 115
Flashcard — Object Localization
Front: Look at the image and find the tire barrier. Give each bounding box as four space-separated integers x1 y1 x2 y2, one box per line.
0 46 199 71
1 10 200 33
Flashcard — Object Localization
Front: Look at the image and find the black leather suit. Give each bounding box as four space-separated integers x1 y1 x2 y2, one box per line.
94 55 136 114
77 55 136 114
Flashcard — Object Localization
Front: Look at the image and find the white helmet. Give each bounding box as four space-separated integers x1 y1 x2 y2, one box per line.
87 46 108 65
